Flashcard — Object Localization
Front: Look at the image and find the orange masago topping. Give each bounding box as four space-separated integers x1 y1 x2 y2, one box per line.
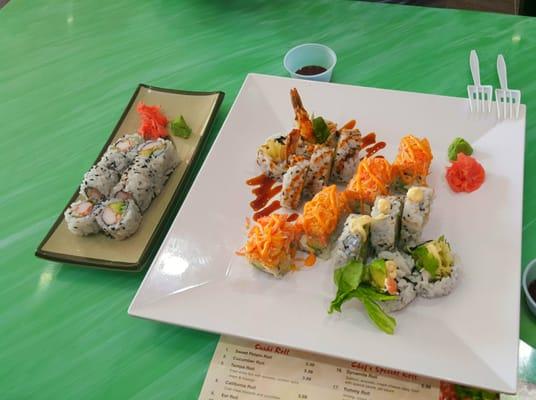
301 185 349 247
243 214 301 273
392 135 433 186
346 157 393 204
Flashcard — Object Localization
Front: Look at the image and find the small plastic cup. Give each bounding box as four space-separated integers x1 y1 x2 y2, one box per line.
283 43 337 82
522 258 536 317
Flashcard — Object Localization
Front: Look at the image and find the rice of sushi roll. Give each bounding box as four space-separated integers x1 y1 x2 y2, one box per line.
137 138 179 192
64 200 100 236
95 198 142 240
331 128 361 183
97 133 144 174
303 145 334 198
79 164 120 202
399 186 434 249
375 250 416 312
332 214 372 268
256 136 288 179
300 185 348 258
410 236 458 298
241 214 300 278
111 158 157 212
280 156 309 210
370 195 403 253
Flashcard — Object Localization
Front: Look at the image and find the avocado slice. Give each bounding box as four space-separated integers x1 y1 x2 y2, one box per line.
411 236 453 279
369 259 387 290
109 201 125 215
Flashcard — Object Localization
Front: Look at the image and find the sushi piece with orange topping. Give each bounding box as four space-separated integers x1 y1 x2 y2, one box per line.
242 214 301 277
392 135 433 187
346 157 393 208
299 185 349 258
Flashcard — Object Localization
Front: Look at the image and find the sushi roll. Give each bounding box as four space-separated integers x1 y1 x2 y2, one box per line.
64 200 100 236
375 250 416 312
79 164 120 202
95 198 142 240
280 157 309 210
256 136 288 179
392 135 433 187
332 214 372 268
370 195 403 253
300 185 348 258
367 258 399 296
331 128 361 183
137 138 179 192
242 214 301 278
98 133 144 174
410 236 458 298
399 186 434 249
303 145 334 198
111 158 157 212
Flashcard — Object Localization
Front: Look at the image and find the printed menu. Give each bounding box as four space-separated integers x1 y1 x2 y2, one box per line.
199 335 471 400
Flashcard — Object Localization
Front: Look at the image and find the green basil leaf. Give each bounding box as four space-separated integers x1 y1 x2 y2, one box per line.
356 286 398 302
360 296 396 335
329 261 364 313
312 116 330 144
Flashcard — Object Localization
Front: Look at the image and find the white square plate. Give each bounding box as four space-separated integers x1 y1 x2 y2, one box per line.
129 74 525 393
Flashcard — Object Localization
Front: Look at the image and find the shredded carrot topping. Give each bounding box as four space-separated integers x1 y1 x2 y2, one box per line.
346 157 393 204
392 135 433 185
301 185 349 245
242 214 301 270
304 253 317 267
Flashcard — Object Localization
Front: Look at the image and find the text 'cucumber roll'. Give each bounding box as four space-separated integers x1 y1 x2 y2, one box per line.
370 195 403 253
399 186 434 249
96 198 142 240
411 236 458 298
332 214 371 268
64 200 100 236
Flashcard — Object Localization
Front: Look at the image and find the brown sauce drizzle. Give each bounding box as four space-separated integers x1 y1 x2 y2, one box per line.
253 201 281 221
246 174 283 220
287 213 299 222
360 132 386 159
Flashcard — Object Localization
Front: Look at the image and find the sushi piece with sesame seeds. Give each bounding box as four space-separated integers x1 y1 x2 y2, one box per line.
280 156 309 210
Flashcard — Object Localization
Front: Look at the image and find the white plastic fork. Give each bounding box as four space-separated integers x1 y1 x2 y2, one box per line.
496 54 521 119
467 50 493 113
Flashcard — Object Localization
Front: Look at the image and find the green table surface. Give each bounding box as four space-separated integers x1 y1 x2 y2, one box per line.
1 0 535 398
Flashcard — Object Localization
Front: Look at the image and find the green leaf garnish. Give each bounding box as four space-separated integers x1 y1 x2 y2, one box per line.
171 115 192 138
448 137 473 161
329 263 397 334
312 116 330 144
358 292 397 335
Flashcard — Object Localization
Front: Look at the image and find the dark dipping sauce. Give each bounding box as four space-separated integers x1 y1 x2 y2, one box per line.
529 280 536 303
246 174 282 221
296 65 327 76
